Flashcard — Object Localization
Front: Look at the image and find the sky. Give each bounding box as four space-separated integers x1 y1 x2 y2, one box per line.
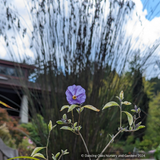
0 0 160 78
141 0 160 21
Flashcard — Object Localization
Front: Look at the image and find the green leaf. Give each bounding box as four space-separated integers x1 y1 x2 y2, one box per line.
116 96 121 102
122 101 131 105
63 114 67 120
56 120 65 125
136 122 142 126
60 105 69 111
31 147 46 156
135 125 145 131
60 126 73 132
63 149 69 155
83 105 100 112
122 111 133 126
55 152 60 158
52 154 56 160
74 122 77 127
76 107 84 113
48 120 52 132
32 153 46 159
102 101 119 110
80 107 84 112
52 124 57 130
137 108 141 113
77 126 82 131
7 157 40 160
68 105 78 112
64 152 69 155
131 109 136 112
119 90 124 100
68 119 71 124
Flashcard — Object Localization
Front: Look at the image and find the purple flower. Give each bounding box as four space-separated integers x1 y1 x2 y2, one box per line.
65 85 86 104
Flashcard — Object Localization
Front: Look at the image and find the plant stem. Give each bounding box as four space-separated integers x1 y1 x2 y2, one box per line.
96 130 121 160
78 106 81 126
78 131 91 160
46 131 51 160
71 110 74 123
120 103 122 128
58 154 63 160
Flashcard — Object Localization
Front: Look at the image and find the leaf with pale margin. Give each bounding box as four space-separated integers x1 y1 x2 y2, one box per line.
122 111 133 126
68 105 78 112
131 109 136 112
68 119 71 124
83 105 100 112
122 101 131 105
102 101 119 110
48 120 52 132
62 149 69 155
119 91 124 100
64 152 69 155
60 126 73 132
31 147 46 157
74 122 77 127
52 154 56 160
32 153 46 159
135 125 145 131
137 108 141 113
136 122 142 126
52 124 56 130
56 120 65 125
116 96 121 101
7 157 39 160
60 105 69 111
63 114 67 120
78 126 82 131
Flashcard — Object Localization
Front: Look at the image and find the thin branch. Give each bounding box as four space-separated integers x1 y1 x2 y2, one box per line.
78 131 91 160
46 131 51 160
96 130 121 160
71 110 74 123
58 153 63 160
78 106 81 126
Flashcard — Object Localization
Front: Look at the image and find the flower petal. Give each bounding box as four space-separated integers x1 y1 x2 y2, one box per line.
75 85 85 96
66 96 74 104
76 93 86 104
65 89 73 98
67 85 76 95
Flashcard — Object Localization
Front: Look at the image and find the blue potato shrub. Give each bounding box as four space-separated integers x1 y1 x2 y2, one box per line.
8 85 145 160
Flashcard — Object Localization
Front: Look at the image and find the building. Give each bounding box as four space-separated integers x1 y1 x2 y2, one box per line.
0 59 39 123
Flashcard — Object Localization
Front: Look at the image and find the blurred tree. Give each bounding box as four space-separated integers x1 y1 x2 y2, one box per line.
149 77 160 95
138 92 160 151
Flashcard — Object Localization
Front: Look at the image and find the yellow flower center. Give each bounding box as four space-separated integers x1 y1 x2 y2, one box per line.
72 95 77 100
